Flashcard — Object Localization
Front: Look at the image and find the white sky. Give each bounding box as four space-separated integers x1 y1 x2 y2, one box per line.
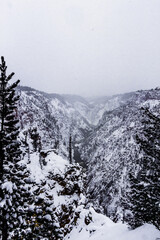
0 0 160 96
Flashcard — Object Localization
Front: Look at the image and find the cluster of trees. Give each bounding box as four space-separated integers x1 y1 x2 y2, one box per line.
0 57 63 239
0 57 78 239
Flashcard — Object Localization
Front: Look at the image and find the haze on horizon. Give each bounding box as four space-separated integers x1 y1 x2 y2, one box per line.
0 0 160 97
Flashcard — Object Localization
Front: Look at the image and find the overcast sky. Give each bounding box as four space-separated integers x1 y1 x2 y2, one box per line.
0 0 160 97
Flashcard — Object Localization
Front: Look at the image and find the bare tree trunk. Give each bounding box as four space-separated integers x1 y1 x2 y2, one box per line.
2 209 8 240
69 134 72 164
0 134 4 180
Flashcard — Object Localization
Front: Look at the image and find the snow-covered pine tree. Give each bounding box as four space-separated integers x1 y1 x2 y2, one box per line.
0 56 32 239
0 57 71 239
128 107 160 229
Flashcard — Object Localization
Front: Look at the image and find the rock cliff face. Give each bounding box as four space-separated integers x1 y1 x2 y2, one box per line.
17 86 160 221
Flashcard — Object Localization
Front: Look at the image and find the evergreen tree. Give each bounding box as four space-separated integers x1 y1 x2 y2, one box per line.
0 56 32 238
128 107 160 229
0 57 71 239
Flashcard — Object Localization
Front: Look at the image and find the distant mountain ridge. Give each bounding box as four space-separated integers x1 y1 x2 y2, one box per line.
18 85 160 124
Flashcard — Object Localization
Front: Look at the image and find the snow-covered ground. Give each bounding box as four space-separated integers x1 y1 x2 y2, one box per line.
27 151 68 183
25 151 81 208
65 207 160 240
25 152 160 240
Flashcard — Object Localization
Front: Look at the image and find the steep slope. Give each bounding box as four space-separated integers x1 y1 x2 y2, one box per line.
79 88 160 221
6 146 159 239
18 86 93 159
86 89 160 125
17 86 160 225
